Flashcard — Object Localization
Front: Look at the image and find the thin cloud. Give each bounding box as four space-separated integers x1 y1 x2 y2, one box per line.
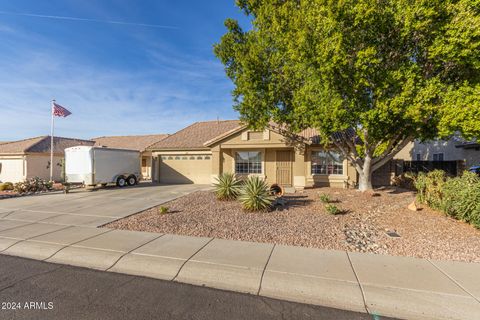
0 10 178 29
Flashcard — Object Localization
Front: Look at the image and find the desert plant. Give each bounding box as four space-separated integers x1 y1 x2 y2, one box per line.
413 172 427 203
392 172 416 190
319 193 331 203
442 172 480 227
412 170 480 228
413 170 446 210
214 172 242 200
325 204 341 215
0 182 14 191
158 206 169 214
424 170 447 210
238 176 274 211
13 177 53 194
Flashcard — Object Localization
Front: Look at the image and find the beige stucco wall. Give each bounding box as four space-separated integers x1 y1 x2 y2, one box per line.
219 147 294 186
212 128 358 189
0 155 26 183
395 138 480 168
26 154 64 182
304 146 357 188
396 139 468 161
219 129 292 148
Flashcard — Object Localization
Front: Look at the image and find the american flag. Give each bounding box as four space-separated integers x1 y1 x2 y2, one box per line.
52 102 72 117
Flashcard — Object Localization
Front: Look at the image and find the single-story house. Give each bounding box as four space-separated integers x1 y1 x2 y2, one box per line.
92 134 169 180
395 136 480 168
148 120 359 189
0 136 94 183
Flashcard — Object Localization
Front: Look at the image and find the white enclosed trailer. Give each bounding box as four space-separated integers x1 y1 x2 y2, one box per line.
65 146 141 187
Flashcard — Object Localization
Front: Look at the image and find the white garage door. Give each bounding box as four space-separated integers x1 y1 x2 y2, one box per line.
0 158 25 183
159 154 212 184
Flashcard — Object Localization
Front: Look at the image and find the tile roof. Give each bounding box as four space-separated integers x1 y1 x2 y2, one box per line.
0 136 94 154
93 134 169 152
149 120 242 150
298 128 321 143
268 123 322 144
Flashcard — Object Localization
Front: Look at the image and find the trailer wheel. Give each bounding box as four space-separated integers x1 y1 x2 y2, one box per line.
116 176 127 187
127 175 137 186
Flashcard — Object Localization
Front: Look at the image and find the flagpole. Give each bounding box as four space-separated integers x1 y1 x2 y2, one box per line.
50 99 55 182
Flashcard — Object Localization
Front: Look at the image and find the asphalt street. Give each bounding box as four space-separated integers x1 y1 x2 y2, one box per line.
0 255 397 320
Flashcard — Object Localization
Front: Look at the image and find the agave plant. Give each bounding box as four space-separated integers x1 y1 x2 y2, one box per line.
214 172 242 200
238 176 274 211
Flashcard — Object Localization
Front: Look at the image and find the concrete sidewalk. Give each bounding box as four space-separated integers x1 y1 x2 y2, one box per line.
0 225 479 320
1 255 383 320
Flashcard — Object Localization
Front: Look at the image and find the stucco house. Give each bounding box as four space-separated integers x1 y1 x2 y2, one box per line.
395 136 480 168
92 134 169 180
148 120 358 189
0 136 94 183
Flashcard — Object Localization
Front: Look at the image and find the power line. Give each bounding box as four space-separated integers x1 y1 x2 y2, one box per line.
0 10 178 29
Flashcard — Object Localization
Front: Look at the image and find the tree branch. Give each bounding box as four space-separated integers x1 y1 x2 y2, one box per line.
332 138 364 170
372 136 413 172
371 133 405 166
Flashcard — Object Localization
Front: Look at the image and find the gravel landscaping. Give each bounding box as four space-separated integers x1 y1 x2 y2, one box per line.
106 188 480 262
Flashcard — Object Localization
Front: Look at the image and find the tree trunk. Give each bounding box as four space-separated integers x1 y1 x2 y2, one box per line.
358 171 373 191
358 155 373 191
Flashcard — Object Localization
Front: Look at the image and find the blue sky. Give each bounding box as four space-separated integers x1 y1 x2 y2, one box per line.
0 0 249 140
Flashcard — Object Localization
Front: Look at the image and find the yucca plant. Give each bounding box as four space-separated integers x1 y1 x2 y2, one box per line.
238 176 274 211
214 172 242 200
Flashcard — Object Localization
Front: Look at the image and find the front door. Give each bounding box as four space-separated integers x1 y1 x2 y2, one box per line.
276 150 292 187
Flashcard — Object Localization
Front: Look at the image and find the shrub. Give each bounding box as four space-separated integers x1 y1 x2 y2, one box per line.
158 206 169 214
392 172 416 190
319 193 331 203
424 170 447 210
325 204 341 215
413 172 427 203
0 182 14 191
412 170 480 228
414 170 446 210
238 176 274 211
214 172 242 200
442 172 480 227
13 177 53 194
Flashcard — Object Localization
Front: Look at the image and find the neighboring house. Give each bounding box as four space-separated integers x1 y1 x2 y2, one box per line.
148 120 358 189
0 136 94 183
93 134 169 180
395 136 480 168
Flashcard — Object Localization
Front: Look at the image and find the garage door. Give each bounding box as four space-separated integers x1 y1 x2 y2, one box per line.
159 154 212 184
0 158 25 183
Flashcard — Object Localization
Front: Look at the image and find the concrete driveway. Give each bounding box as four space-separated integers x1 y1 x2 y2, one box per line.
0 183 209 228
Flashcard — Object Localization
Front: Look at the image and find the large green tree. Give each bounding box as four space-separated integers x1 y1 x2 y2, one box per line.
215 0 480 191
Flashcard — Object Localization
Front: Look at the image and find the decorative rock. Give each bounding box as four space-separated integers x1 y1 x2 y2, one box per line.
407 201 418 211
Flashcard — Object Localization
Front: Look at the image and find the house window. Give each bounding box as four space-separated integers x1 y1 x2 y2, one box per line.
235 151 262 174
433 153 444 161
416 153 421 161
311 151 344 175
